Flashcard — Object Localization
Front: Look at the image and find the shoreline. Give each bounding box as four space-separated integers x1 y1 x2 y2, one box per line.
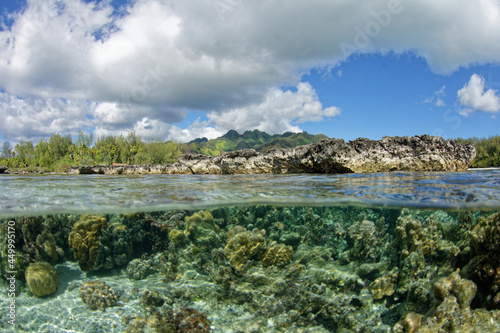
1 135 477 175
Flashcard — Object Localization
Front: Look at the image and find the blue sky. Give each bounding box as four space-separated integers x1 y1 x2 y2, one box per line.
1 0 500 144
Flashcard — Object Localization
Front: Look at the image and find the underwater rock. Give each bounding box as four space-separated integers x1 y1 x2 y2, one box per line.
79 280 118 310
68 215 107 271
224 226 266 271
347 219 387 263
293 244 333 267
140 289 165 307
69 135 476 174
261 241 293 267
25 262 58 297
174 307 211 333
126 306 176 333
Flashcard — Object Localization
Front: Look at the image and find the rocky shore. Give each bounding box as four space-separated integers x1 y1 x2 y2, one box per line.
68 135 476 175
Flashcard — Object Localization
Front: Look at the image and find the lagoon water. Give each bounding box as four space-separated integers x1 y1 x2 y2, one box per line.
1 170 500 332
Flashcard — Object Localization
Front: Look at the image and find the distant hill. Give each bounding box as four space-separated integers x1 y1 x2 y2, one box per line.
186 129 329 156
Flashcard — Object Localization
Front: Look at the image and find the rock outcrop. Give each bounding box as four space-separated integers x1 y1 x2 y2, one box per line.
68 135 476 175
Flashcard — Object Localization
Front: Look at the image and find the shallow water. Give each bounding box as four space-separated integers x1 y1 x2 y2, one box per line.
1 171 500 332
1 169 499 217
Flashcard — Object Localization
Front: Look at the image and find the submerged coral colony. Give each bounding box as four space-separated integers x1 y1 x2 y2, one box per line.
2 206 500 332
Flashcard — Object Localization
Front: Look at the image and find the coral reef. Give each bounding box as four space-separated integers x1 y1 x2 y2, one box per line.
174 307 211 333
463 212 500 308
368 269 398 300
169 229 185 245
79 280 118 310
125 306 176 333
68 215 107 271
126 258 157 280
7 206 500 332
261 241 293 267
184 210 221 249
25 262 58 297
347 219 388 263
224 226 266 271
92 222 134 270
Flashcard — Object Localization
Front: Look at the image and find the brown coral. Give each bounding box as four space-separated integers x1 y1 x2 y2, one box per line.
224 226 266 271
25 262 59 297
174 307 210 333
368 269 398 300
68 215 107 271
79 280 118 310
465 212 500 307
261 241 293 267
402 312 422 333
184 211 220 248
434 270 476 309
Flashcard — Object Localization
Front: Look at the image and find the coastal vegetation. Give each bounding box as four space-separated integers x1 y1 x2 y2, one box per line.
0 132 498 173
0 131 185 172
456 136 500 168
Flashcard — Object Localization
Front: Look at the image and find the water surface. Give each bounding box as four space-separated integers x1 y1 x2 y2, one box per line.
1 169 499 217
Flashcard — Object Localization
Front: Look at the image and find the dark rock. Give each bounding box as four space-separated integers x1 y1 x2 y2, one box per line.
68 135 476 175
0 166 7 174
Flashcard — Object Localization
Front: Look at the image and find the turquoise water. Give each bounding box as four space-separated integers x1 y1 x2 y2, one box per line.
1 170 500 332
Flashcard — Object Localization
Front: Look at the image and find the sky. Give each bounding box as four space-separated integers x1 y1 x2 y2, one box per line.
0 0 500 145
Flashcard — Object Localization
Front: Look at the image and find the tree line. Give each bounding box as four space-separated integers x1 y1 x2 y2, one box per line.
0 131 186 172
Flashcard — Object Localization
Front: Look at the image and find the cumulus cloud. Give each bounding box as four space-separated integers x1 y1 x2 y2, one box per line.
208 82 341 134
457 74 500 116
1 0 500 141
0 91 94 142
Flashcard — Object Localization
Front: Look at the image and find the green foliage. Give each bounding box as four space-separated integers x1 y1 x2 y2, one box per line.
456 136 500 167
1 141 12 159
135 140 185 164
0 131 187 172
186 129 328 156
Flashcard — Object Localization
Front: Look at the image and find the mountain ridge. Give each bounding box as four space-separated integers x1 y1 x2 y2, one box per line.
186 129 329 156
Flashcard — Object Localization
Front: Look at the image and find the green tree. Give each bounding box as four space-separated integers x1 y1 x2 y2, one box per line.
14 140 35 167
135 139 185 164
48 133 72 162
34 139 51 167
1 141 12 159
116 131 142 164
94 135 120 165
72 131 95 165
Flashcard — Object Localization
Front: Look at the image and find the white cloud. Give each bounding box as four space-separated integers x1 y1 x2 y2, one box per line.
1 0 500 141
207 82 341 135
0 91 94 142
457 74 500 116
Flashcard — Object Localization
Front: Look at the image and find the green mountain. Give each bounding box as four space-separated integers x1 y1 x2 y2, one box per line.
186 129 329 156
